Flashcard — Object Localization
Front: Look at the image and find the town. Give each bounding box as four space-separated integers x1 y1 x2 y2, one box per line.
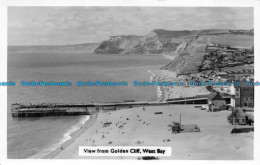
200 43 254 71
165 39 255 129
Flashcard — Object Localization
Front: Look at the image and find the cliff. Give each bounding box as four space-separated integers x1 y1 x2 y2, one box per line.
93 29 223 74
161 36 210 74
94 29 197 55
9 29 232 74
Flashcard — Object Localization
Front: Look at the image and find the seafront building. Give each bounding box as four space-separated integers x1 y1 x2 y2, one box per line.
233 81 254 107
227 108 254 125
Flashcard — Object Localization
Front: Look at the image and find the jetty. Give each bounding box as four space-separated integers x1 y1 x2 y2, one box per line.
11 95 214 117
11 102 169 117
11 95 215 117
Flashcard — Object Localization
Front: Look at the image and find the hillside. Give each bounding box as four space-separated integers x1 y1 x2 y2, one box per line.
161 36 209 74
9 29 246 74
94 29 198 55
92 29 216 74
153 29 198 39
161 32 254 74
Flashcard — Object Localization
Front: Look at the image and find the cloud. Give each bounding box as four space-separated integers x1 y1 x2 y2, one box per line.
8 7 253 45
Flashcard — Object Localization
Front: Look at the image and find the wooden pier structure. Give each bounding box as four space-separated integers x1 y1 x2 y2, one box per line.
11 95 211 117
11 102 169 117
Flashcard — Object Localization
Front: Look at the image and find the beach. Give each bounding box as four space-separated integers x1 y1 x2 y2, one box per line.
149 70 210 101
50 66 253 160
7 53 168 158
53 105 253 160
40 115 96 158
6 6 255 162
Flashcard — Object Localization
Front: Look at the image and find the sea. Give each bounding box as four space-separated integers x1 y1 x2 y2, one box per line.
7 51 169 158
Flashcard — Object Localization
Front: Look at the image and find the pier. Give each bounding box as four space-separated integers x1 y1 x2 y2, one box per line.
11 102 169 117
11 96 211 117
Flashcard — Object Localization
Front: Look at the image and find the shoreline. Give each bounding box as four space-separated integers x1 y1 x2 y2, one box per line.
50 66 253 159
42 55 252 159
147 70 165 102
149 52 174 102
162 54 176 61
49 69 167 159
148 69 179 101
53 105 253 159
39 67 167 159
41 114 97 159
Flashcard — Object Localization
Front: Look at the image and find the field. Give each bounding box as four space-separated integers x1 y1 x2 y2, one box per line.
207 34 254 48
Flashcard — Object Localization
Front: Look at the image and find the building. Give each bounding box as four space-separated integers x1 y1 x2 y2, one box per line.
227 108 254 125
166 92 231 109
234 80 254 107
208 92 226 106
208 92 230 112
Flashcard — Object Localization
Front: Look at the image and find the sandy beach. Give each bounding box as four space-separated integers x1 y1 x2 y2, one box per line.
150 70 210 101
52 69 253 160
53 105 253 160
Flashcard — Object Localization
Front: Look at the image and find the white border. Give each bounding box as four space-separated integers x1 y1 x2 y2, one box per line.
0 1 259 165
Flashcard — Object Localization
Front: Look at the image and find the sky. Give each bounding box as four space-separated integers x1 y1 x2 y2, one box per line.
8 7 254 45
